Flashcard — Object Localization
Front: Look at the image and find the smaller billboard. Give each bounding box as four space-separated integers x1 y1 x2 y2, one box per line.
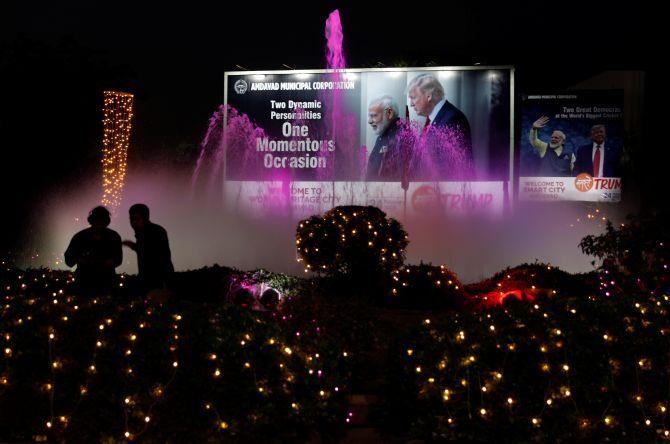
519 91 624 202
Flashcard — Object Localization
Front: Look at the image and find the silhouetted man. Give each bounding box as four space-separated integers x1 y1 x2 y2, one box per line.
123 204 174 293
65 206 122 296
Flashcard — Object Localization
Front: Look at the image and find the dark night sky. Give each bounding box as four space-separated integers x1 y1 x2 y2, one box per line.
0 1 661 252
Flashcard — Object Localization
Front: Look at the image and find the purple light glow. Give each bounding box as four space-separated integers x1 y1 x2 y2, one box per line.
191 105 224 193
394 119 473 182
325 10 346 70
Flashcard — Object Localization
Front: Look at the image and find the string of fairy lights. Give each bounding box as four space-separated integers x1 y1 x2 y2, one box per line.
569 204 619 229
296 207 408 274
0 266 353 441
120 309 181 441
101 91 134 212
45 294 106 431
203 331 350 432
390 264 461 297
2 222 669 441
393 284 670 440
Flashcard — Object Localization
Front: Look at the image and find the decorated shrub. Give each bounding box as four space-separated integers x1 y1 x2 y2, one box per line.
296 206 408 287
0 268 352 443
465 263 592 308
580 213 670 294
378 289 670 442
389 263 465 309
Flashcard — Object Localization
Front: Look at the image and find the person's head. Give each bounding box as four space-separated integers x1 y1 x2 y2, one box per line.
549 130 566 149
591 124 606 145
407 74 445 117
368 95 399 135
129 203 150 231
87 206 111 229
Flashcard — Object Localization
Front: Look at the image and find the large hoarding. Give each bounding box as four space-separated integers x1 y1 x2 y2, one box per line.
519 91 624 202
224 67 513 219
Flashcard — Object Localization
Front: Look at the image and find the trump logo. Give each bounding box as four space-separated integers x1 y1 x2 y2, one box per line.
574 173 593 192
411 185 440 212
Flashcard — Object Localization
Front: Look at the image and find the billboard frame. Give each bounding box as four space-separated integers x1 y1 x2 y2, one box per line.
223 65 516 210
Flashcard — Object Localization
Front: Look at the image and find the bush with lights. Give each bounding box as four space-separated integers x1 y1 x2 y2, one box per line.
580 213 670 295
4 211 670 441
389 263 465 310
280 281 380 392
0 267 352 443
295 206 408 292
465 263 594 308
377 282 670 442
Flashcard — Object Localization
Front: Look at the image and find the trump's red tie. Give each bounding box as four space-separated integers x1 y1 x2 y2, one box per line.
423 116 431 134
593 145 601 177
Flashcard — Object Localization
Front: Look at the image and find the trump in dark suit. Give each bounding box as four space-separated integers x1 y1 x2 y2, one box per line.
407 73 473 179
573 124 621 177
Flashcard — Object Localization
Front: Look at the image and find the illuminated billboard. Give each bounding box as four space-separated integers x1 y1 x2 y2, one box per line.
519 91 624 202
224 67 514 219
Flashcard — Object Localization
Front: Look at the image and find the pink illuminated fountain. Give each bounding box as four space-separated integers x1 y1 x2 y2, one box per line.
191 9 355 195
190 8 472 206
325 9 346 70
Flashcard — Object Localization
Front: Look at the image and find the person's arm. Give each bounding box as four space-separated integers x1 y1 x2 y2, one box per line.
122 240 137 250
529 116 549 157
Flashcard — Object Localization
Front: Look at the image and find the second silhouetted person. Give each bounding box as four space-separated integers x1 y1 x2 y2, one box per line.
123 204 174 293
